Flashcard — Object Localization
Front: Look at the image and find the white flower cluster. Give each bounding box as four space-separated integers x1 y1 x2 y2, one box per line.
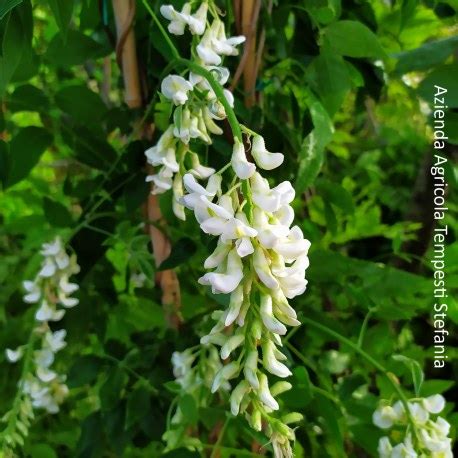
5 238 79 414
373 395 452 457
154 3 310 455
164 346 228 450
145 1 245 221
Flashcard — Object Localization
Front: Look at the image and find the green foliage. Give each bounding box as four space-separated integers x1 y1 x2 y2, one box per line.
0 0 456 457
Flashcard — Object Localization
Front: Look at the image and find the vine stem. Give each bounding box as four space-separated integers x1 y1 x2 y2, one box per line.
298 317 417 434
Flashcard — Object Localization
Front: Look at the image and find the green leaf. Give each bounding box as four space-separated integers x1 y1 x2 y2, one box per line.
45 30 109 67
100 367 126 410
419 379 455 397
55 85 107 124
392 354 424 396
47 0 73 42
67 355 103 388
316 179 355 214
28 443 57 458
0 8 25 95
6 126 52 188
306 50 352 115
8 84 49 112
158 238 197 271
61 125 116 170
0 0 23 20
295 133 323 193
417 64 458 108
324 20 385 58
178 394 198 425
43 197 73 228
126 385 150 429
394 36 458 75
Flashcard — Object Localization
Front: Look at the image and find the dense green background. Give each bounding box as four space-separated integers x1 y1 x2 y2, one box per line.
0 0 457 456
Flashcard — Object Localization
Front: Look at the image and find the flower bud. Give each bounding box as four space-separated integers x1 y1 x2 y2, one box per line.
282 412 303 424
244 350 259 389
262 340 292 378
258 373 279 411
211 361 239 393
259 295 287 336
220 334 245 360
230 380 250 416
270 381 292 397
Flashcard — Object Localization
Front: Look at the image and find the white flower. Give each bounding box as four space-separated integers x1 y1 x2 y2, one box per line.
377 437 392 458
408 402 429 425
251 173 295 213
172 350 196 379
35 300 65 322
373 405 398 429
5 347 23 363
423 394 446 414
34 349 54 368
161 75 193 105
58 290 79 308
44 330 67 353
160 2 207 36
420 429 452 453
23 281 41 303
212 20 245 56
197 25 222 65
146 167 174 194
253 247 279 290
253 208 290 249
186 2 207 35
231 139 256 179
189 153 215 179
181 173 221 222
36 367 57 383
38 258 56 278
431 416 451 437
198 248 243 294
160 3 191 35
391 435 417 458
251 136 284 170
41 238 62 256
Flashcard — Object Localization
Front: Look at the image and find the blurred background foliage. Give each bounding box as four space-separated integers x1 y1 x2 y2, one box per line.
0 0 457 456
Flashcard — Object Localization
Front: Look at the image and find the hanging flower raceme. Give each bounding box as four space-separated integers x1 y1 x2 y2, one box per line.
144 1 245 221
148 3 310 456
3 237 79 449
373 395 452 457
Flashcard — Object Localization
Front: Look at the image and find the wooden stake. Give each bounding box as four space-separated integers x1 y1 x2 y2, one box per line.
112 0 142 108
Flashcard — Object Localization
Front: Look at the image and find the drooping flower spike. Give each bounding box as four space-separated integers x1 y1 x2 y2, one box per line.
148 3 310 456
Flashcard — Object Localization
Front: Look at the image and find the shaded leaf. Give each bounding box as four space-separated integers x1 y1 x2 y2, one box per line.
6 127 52 187
158 238 197 271
43 197 73 227
324 20 385 58
48 0 73 41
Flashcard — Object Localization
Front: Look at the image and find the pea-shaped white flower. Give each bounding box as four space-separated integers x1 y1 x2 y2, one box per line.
161 75 193 105
251 135 284 170
231 138 256 179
